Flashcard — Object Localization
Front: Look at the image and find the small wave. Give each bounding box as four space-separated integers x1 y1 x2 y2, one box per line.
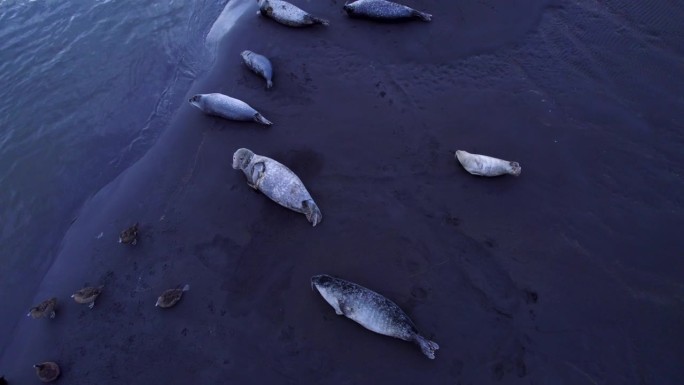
206 0 254 53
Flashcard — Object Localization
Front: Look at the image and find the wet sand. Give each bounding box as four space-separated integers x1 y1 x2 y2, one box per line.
2 0 683 383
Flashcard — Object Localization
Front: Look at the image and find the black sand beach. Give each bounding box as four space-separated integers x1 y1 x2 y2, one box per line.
1 0 683 383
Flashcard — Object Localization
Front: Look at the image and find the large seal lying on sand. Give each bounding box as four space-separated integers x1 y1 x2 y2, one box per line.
343 0 432 22
312 274 439 359
241 50 274 89
257 0 329 27
189 93 272 126
233 148 322 226
455 150 521 177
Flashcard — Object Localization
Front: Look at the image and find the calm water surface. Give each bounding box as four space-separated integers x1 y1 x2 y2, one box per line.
0 0 227 349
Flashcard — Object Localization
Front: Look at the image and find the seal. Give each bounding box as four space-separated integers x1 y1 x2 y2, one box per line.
189 93 272 126
33 362 60 383
311 274 440 359
343 0 432 22
156 284 190 308
119 222 138 245
232 148 322 226
257 0 329 27
71 285 105 309
454 150 521 177
241 50 274 89
27 297 57 319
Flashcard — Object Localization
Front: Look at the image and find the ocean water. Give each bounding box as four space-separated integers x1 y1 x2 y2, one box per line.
1 0 683 383
0 0 227 350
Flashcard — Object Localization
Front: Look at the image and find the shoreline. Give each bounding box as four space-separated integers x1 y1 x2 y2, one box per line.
2 0 683 383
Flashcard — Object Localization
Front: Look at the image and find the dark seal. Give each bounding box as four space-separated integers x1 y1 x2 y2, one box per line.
312 274 439 359
343 0 432 22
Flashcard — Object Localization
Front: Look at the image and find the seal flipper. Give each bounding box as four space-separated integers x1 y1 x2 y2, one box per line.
253 112 272 126
249 162 266 189
337 299 352 316
305 14 329 26
302 200 322 227
413 10 432 22
414 334 439 359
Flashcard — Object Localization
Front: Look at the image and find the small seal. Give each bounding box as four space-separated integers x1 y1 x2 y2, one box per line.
241 50 274 89
454 150 521 177
119 222 139 245
311 274 440 359
27 297 57 319
156 284 190 308
343 0 432 22
33 362 60 383
257 0 329 27
71 285 105 309
233 148 322 226
189 93 272 126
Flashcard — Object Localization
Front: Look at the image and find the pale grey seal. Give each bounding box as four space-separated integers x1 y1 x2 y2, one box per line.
312 274 440 359
156 284 190 308
189 93 272 126
241 50 274 89
33 362 60 383
343 0 432 22
257 0 329 27
27 297 57 319
232 148 322 226
71 285 105 309
455 150 521 177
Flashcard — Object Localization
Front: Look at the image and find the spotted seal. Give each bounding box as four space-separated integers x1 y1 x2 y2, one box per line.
257 0 329 27
189 93 272 126
233 148 322 226
343 0 432 22
312 274 439 359
241 50 274 89
455 150 521 177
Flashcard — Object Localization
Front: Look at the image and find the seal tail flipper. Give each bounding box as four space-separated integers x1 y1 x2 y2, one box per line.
308 15 330 26
508 161 522 177
303 200 322 227
254 113 273 126
414 335 439 359
266 80 273 89
413 10 432 22
182 284 191 292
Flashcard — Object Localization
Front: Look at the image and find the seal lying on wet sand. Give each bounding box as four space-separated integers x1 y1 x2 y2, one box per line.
257 0 329 27
233 148 322 226
455 150 521 177
312 274 439 359
189 93 272 126
241 50 274 89
343 0 432 22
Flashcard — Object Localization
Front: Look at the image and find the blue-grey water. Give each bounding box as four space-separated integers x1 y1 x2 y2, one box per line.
1 0 683 383
0 0 226 347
